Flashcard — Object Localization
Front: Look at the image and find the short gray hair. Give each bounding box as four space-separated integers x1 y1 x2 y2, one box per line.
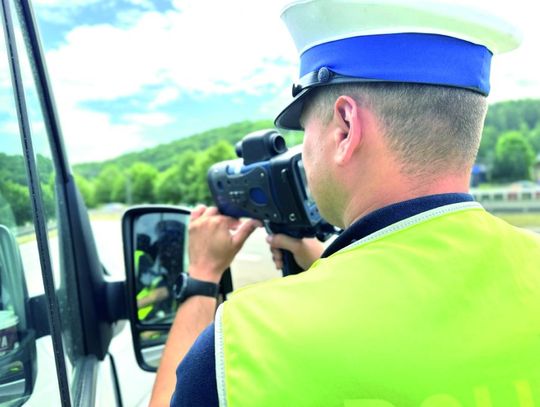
303 83 488 178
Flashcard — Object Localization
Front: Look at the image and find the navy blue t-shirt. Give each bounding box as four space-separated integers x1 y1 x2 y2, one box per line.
170 193 473 407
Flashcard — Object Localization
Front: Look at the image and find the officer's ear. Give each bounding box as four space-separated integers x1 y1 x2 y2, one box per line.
331 95 362 166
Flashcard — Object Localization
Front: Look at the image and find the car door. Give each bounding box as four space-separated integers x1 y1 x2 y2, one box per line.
0 0 125 405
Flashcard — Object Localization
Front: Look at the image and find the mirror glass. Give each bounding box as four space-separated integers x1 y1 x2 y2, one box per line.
139 330 169 369
133 212 189 325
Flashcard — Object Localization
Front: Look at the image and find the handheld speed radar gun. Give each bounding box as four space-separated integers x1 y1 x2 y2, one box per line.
207 129 336 276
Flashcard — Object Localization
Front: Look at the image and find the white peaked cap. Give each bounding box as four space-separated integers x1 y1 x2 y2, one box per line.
281 0 521 55
274 0 522 130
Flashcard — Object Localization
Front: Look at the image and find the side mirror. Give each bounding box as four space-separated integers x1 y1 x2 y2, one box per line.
0 225 36 405
122 206 233 371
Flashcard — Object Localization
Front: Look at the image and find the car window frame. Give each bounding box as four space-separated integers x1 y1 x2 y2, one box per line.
0 0 72 405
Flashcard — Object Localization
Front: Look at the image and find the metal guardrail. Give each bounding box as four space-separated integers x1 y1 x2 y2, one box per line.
470 186 540 212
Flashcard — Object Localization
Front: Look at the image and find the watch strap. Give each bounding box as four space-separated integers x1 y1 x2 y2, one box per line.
173 272 220 301
186 277 220 299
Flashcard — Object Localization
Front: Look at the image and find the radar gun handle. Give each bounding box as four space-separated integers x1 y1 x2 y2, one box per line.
280 249 304 276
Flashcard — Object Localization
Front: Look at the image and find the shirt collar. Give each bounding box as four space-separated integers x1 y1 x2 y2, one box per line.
321 193 474 258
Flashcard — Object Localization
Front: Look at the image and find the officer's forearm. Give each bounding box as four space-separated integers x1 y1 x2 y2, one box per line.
137 287 169 308
149 295 216 406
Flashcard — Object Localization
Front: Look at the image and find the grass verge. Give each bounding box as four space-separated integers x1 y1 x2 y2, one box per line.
16 229 58 245
88 211 123 222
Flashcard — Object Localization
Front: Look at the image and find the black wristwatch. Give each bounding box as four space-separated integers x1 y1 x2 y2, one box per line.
172 272 220 302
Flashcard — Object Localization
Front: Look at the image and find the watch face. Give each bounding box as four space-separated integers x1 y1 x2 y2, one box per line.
173 272 188 301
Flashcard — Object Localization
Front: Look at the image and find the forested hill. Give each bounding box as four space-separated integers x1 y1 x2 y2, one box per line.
74 119 287 179
2 100 537 225
64 98 540 208
485 99 540 133
75 99 540 179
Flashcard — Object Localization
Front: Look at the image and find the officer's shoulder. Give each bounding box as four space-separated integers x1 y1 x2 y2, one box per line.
227 272 310 301
489 213 540 246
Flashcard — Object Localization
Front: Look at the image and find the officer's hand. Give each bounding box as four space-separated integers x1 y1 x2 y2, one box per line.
188 205 261 283
266 234 324 271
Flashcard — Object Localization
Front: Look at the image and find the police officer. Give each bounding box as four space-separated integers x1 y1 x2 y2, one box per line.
151 1 540 406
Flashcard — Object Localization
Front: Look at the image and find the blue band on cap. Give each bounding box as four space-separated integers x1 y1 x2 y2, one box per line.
300 33 492 95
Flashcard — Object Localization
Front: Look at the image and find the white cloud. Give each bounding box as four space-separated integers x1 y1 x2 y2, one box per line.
38 0 540 102
39 0 539 163
485 3 540 102
418 0 540 102
42 1 298 162
148 87 180 109
258 83 295 119
55 110 175 162
122 112 174 126
60 106 149 163
45 2 297 105
45 0 539 107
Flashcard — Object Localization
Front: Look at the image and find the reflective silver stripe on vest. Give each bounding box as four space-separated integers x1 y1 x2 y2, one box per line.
215 304 228 407
340 201 484 254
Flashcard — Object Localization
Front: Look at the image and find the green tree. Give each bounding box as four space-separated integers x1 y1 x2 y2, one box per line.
526 123 540 154
0 154 27 186
491 131 535 182
282 129 304 148
0 192 16 229
484 100 540 132
36 154 54 182
0 181 32 226
94 165 123 204
177 150 203 205
154 150 201 204
155 164 183 204
477 126 498 165
40 183 56 221
110 172 128 203
190 141 236 205
74 173 96 208
127 162 158 204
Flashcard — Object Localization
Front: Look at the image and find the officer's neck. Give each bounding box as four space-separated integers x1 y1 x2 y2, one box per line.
343 174 471 229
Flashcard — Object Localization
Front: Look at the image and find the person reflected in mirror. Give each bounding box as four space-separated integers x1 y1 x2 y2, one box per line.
135 233 162 320
136 220 185 323
135 233 168 322
153 220 185 275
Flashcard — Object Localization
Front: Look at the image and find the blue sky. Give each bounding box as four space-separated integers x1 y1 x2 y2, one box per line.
29 0 540 163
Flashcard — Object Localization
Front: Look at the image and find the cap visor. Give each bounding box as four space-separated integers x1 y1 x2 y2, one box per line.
274 87 312 131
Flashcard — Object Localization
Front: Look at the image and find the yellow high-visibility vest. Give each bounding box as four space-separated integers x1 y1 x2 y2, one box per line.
135 249 160 320
215 202 540 407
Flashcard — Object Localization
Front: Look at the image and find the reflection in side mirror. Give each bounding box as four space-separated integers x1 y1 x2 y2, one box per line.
133 211 189 326
0 226 36 405
122 206 191 372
